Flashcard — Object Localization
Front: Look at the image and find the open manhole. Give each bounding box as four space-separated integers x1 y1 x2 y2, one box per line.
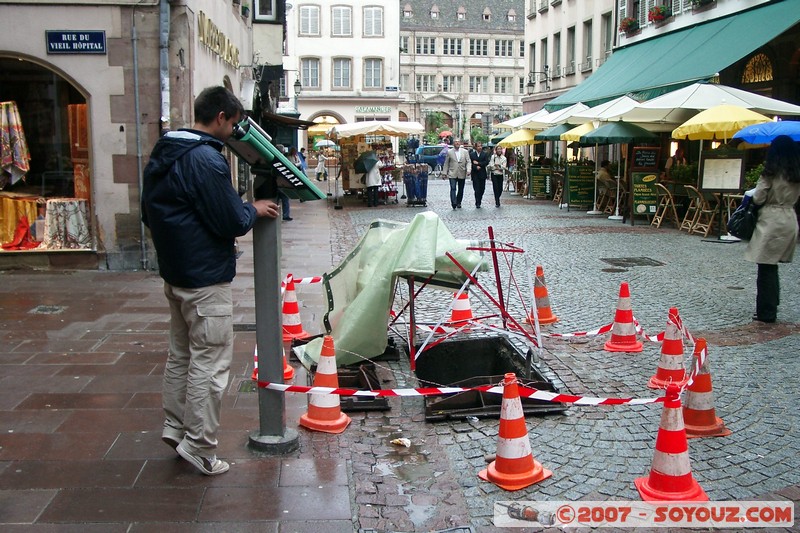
601 257 665 268
411 336 567 421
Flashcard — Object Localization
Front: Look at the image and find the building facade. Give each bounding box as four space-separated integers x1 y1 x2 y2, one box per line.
280 0 402 146
0 0 257 270
399 0 526 141
523 0 616 113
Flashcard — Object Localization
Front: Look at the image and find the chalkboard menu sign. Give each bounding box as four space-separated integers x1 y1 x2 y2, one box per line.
632 147 661 170
529 167 551 198
567 165 595 207
632 172 659 216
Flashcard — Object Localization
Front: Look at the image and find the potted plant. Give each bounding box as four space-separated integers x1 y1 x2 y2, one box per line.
619 17 639 34
241 2 250 18
648 5 672 23
692 0 715 7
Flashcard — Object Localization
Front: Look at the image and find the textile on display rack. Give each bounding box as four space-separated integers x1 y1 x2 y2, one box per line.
0 194 38 244
42 198 93 250
0 101 31 189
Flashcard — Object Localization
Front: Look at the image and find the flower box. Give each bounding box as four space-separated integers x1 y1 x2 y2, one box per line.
648 6 672 23
619 17 639 33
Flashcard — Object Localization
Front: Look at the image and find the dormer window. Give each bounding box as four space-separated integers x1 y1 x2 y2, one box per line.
482 8 491 21
430 5 439 19
403 3 412 17
507 9 516 22
457 6 466 20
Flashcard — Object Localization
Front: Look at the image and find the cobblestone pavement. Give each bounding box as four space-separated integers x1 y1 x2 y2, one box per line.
0 177 797 532
326 179 800 532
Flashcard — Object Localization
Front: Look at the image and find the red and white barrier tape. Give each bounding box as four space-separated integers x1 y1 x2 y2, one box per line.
252 379 664 405
281 274 324 288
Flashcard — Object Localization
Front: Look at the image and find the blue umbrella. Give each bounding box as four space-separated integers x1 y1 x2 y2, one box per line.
732 121 800 144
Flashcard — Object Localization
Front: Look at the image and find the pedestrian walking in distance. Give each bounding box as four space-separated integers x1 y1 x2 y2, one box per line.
442 139 471 209
488 145 508 207
470 141 489 208
141 86 280 475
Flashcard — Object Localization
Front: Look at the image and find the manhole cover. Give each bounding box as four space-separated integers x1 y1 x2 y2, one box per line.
601 257 665 267
601 267 628 273
29 305 65 315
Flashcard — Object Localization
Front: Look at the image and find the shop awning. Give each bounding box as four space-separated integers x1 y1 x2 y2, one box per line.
546 0 800 111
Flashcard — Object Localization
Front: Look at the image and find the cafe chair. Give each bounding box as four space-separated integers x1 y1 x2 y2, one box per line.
552 180 563 205
684 185 719 237
679 186 700 232
651 183 680 229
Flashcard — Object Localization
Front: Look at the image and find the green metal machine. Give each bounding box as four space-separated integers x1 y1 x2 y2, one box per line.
227 116 326 202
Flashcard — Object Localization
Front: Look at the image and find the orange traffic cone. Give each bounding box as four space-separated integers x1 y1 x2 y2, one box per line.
251 346 295 383
635 383 708 502
478 373 552 491
526 265 558 325
447 291 475 330
648 307 687 389
604 282 643 353
684 339 731 439
282 274 310 342
298 335 351 434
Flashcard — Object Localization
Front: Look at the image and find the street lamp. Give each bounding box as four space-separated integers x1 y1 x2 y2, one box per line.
527 65 550 94
293 79 302 111
490 105 509 122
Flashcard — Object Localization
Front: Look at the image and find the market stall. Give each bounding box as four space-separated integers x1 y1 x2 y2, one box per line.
329 121 424 200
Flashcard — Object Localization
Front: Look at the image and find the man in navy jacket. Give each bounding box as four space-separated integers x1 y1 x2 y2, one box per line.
142 86 278 475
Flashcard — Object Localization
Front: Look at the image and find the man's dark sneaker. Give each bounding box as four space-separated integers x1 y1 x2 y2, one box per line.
177 442 230 476
283 217 293 221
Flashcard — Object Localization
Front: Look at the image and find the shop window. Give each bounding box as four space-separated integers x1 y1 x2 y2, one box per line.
0 58 92 251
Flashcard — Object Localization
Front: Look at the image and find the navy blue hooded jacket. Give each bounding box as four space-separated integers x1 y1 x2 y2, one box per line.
141 129 258 288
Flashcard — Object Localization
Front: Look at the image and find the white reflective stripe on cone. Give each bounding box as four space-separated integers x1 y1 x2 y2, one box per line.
500 398 525 420
310 394 341 408
660 406 684 431
612 322 637 335
283 315 302 326
496 435 533 460
452 298 470 311
651 450 692 477
657 354 685 370
317 356 337 375
617 297 632 310
685 390 715 410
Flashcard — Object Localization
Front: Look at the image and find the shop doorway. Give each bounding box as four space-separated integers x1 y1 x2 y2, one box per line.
0 57 92 250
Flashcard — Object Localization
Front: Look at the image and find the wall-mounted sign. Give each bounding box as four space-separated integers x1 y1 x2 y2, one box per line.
355 106 391 114
46 31 106 54
384 86 399 92
198 11 240 68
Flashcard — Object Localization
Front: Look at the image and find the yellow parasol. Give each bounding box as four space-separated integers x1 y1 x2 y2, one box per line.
497 129 542 147
560 122 597 142
672 105 771 141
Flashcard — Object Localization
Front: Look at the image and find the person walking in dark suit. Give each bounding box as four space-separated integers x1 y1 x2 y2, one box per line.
469 141 489 208
442 139 471 209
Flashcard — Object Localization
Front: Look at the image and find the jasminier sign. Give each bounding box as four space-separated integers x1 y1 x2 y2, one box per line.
198 11 240 68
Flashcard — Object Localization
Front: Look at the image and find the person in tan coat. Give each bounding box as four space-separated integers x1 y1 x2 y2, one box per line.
744 135 800 323
442 139 471 209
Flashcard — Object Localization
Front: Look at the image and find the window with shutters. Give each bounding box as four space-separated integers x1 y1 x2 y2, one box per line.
299 6 320 36
364 58 382 88
364 7 383 37
332 6 352 37
333 58 351 88
301 58 320 88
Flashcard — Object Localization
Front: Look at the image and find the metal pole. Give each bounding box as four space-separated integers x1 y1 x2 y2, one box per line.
249 194 299 454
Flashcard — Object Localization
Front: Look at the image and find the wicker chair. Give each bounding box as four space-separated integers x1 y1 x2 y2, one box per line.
684 185 719 237
651 183 680 229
